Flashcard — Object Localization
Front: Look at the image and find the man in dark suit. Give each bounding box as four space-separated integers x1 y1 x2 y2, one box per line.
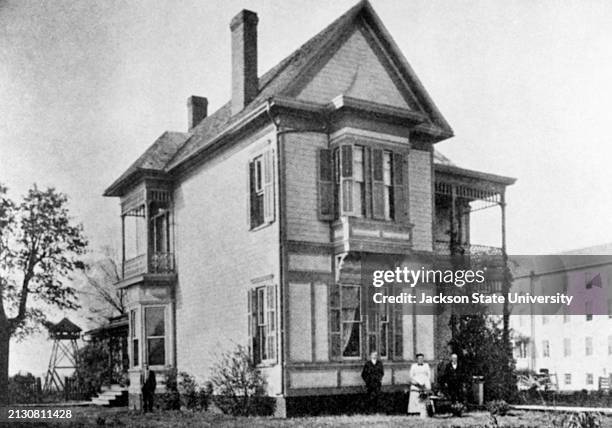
361 351 384 413
141 368 157 412
442 353 464 404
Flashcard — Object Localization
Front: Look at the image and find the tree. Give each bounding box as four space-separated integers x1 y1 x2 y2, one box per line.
0 184 87 405
79 248 124 325
449 313 517 402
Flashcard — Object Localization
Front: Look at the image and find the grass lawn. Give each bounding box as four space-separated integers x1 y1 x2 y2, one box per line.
3 407 612 428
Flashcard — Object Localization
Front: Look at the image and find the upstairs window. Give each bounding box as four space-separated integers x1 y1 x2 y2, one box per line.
248 149 275 229
542 340 550 357
382 150 394 220
563 338 571 357
353 146 366 217
585 336 593 356
318 143 406 222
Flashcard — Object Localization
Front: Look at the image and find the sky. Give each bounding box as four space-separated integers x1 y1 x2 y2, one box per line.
2 0 612 374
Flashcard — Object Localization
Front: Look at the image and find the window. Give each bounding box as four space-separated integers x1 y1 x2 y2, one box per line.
563 308 570 323
330 284 361 358
382 151 394 220
542 340 550 358
563 338 571 357
542 315 548 325
515 341 527 359
124 205 146 260
608 335 612 355
586 373 594 385
145 306 166 366
565 374 572 385
586 273 601 289
586 301 593 321
585 337 593 356
249 149 274 229
367 285 393 359
323 144 405 222
130 309 139 367
150 202 170 254
248 285 276 364
353 146 366 217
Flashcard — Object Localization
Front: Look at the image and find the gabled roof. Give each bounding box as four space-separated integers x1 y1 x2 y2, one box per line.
104 0 454 196
104 131 189 196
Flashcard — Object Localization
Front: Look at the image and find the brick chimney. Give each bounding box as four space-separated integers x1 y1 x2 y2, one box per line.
230 10 258 116
187 96 208 130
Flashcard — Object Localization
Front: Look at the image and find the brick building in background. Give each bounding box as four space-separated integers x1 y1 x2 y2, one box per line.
104 0 515 415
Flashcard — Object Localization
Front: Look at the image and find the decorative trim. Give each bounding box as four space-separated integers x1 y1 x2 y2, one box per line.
287 240 333 255
330 126 409 145
287 271 333 283
251 274 275 284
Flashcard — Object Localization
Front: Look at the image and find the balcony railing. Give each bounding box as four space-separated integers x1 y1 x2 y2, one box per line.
434 240 502 256
123 252 175 279
150 252 175 274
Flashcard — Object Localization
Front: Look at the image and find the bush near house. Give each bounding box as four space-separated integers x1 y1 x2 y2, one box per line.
209 345 273 416
73 341 113 398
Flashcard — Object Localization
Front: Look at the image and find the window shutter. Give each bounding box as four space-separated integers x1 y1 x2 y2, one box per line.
393 152 409 224
372 148 385 219
248 162 255 227
266 284 277 362
340 145 353 215
318 149 334 220
247 288 256 359
263 149 275 223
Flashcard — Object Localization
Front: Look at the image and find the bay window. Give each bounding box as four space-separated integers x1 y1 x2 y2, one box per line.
145 306 166 366
318 143 406 222
130 309 139 367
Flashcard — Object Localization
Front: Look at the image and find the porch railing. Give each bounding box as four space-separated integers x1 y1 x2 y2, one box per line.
434 240 502 256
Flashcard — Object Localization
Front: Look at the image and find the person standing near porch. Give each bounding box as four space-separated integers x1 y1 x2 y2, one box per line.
361 351 384 413
408 353 431 417
141 368 156 412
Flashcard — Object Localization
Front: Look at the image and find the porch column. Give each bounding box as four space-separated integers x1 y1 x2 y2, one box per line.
500 191 510 347
121 215 126 278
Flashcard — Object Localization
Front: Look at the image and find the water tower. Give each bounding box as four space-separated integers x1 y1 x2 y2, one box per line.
42 318 81 392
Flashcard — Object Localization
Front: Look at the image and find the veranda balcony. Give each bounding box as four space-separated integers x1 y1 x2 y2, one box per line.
123 252 175 279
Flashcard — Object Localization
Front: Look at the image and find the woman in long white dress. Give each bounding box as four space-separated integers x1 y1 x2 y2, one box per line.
408 353 432 417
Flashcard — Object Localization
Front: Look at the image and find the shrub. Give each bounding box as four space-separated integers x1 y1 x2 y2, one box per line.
157 368 180 410
486 399 510 416
177 371 210 411
74 341 112 397
555 412 602 428
8 372 40 404
209 345 269 416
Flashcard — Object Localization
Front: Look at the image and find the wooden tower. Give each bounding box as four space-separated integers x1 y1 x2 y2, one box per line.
43 318 81 392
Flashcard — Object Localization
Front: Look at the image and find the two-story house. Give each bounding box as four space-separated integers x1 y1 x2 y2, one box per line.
104 0 515 415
